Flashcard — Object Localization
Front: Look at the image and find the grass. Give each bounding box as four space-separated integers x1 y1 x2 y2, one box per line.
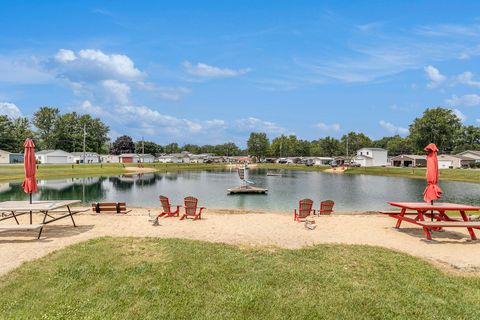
0 163 227 182
1 238 480 319
345 166 480 183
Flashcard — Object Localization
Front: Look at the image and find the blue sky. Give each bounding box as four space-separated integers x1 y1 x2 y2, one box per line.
0 0 479 146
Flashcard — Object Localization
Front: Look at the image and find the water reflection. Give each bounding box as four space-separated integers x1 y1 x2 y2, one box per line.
0 170 478 211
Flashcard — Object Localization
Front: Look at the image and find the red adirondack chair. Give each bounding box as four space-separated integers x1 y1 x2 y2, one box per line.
319 200 335 215
158 195 180 218
180 196 205 220
294 199 315 222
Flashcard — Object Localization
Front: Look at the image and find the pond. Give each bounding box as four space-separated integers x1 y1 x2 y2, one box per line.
0 169 479 212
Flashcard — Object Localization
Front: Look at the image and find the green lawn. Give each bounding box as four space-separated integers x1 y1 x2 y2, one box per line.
1 238 479 319
0 163 227 182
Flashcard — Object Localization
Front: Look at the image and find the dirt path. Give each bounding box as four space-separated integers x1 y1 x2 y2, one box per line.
1 208 479 275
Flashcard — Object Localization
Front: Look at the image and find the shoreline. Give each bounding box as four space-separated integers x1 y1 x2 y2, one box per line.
1 207 480 276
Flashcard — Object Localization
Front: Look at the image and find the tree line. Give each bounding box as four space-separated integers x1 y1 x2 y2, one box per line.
1 106 478 157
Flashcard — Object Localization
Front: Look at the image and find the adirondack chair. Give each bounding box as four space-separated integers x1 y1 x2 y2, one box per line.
319 200 335 215
180 196 205 220
294 199 315 222
158 195 180 218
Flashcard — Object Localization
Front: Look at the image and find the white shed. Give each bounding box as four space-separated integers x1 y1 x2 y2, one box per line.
35 150 74 164
353 148 388 167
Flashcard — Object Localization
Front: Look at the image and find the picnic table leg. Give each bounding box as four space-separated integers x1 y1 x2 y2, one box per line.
395 208 406 228
67 206 77 227
460 210 477 240
417 210 432 240
11 211 19 225
30 211 32 224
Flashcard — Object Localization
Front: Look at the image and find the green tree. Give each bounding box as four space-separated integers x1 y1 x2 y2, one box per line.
311 136 342 156
164 143 180 154
409 107 462 153
247 132 269 158
182 144 201 154
454 125 480 153
12 117 35 152
214 142 240 156
270 135 290 157
136 141 163 156
0 115 16 151
111 135 135 154
340 132 373 157
33 106 60 149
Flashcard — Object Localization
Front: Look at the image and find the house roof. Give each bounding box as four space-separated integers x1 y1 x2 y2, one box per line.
119 153 139 157
358 147 387 151
457 150 480 158
36 149 72 155
71 152 99 156
390 154 426 160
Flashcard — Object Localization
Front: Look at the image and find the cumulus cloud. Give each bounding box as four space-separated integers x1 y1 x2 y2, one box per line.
379 120 409 135
456 71 480 88
424 65 446 88
0 102 22 118
78 100 104 116
446 94 480 107
138 82 191 101
235 117 285 134
184 61 251 78
0 56 52 84
452 108 467 122
101 80 130 104
53 48 144 82
315 122 340 132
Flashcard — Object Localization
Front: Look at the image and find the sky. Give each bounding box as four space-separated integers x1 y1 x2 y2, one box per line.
0 0 479 147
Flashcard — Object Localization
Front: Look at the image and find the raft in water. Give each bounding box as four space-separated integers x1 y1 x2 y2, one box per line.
227 185 268 194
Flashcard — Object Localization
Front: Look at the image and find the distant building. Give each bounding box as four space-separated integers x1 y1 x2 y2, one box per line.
0 149 24 164
390 154 427 167
456 150 480 163
303 157 333 166
99 154 120 163
139 154 155 163
71 152 100 164
437 154 473 169
35 150 74 164
353 148 388 167
119 153 140 163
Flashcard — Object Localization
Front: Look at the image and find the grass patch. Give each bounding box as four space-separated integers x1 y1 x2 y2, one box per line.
1 238 480 319
256 163 330 172
0 163 227 182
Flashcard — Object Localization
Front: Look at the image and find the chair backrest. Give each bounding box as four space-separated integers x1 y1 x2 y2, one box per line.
184 196 198 215
320 200 335 214
159 195 171 213
298 199 313 218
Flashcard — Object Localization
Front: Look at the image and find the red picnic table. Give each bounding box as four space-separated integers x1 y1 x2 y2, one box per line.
384 202 480 240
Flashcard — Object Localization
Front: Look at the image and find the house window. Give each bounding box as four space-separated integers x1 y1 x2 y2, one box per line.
367 152 369 155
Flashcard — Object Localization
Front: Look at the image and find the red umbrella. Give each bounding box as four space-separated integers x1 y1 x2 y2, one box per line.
423 143 442 221
21 138 37 204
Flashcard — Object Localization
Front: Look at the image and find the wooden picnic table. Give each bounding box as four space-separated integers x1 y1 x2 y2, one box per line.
385 202 480 240
0 200 83 227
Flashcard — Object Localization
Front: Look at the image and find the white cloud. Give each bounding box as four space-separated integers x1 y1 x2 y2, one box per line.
0 102 22 118
379 120 409 135
446 94 480 107
78 100 104 116
53 48 144 82
235 117 285 134
101 80 130 104
424 65 446 88
476 118 480 123
452 108 467 122
0 56 52 84
456 71 480 88
315 122 340 132
183 61 251 78
138 82 191 101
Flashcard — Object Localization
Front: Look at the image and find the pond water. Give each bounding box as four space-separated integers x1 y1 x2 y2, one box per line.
0 169 479 212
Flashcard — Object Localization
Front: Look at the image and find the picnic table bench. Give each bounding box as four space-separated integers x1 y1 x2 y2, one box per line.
383 202 480 240
91 202 130 214
0 200 84 239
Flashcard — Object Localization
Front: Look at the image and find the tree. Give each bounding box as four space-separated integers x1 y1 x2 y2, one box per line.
454 125 480 153
164 143 180 154
182 144 201 154
111 135 135 154
270 135 291 157
0 115 16 151
135 141 163 155
214 142 240 156
340 132 373 156
12 117 35 152
385 135 413 156
409 107 462 153
311 136 342 156
33 106 60 149
247 132 269 158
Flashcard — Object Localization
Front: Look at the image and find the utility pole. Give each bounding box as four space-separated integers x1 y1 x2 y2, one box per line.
346 137 349 164
142 137 145 163
83 123 86 165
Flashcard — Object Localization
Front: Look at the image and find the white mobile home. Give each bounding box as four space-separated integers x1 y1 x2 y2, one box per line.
71 152 100 164
99 154 120 163
353 148 388 167
456 150 480 163
35 150 74 164
139 154 155 163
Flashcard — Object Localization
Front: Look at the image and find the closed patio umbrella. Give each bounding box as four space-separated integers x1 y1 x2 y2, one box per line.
423 143 442 221
21 138 37 205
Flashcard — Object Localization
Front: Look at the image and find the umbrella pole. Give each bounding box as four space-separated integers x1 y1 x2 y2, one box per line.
431 200 434 222
29 193 32 204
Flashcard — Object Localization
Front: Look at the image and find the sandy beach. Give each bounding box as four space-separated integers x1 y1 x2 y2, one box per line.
0 208 479 276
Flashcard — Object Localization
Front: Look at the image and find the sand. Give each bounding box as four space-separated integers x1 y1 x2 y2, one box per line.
1 208 480 276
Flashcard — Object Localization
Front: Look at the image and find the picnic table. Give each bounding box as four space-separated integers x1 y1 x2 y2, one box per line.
0 200 83 231
384 202 480 240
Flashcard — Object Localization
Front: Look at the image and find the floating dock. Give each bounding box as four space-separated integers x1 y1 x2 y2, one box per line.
227 186 268 194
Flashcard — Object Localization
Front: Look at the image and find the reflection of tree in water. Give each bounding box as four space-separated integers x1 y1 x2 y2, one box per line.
109 176 135 191
164 173 179 181
0 182 25 201
135 173 160 187
37 177 107 203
